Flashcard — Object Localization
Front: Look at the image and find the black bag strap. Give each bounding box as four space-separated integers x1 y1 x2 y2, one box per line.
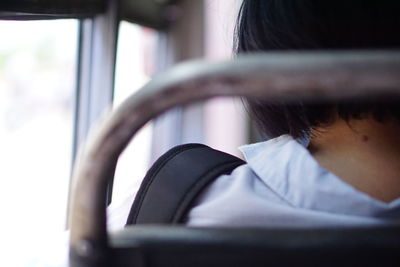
126 143 245 225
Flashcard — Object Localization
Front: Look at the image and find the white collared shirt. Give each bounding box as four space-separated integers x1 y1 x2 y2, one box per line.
187 135 400 227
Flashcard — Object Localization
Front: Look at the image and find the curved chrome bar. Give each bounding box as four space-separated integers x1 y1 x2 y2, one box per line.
69 51 400 257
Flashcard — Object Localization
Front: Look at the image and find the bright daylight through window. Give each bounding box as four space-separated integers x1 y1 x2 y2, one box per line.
109 21 156 229
0 19 78 265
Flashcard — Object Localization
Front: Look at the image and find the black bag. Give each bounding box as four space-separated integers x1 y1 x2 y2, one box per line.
126 143 245 225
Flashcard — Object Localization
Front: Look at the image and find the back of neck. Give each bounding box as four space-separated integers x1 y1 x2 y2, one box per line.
309 117 400 203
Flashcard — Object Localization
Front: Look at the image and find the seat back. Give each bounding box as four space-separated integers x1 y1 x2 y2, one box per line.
68 51 400 267
109 226 400 267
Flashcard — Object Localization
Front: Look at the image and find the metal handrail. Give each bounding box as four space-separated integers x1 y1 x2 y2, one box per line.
68 51 400 264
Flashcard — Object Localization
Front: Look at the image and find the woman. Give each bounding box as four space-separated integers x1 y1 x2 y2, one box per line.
186 0 400 227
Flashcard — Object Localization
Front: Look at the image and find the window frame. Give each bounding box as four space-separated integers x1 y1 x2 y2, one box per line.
0 0 224 227
70 0 120 212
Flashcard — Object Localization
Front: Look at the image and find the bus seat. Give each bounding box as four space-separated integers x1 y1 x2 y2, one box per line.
68 51 400 267
108 226 400 267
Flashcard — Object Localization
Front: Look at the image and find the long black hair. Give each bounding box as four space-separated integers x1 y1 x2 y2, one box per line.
236 0 400 139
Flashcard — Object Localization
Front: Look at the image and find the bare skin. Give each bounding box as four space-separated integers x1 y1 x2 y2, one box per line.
308 116 400 203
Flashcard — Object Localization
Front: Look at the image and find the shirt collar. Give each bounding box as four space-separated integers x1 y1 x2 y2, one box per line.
239 135 400 219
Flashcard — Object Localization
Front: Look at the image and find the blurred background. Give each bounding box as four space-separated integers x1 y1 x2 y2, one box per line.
0 1 248 265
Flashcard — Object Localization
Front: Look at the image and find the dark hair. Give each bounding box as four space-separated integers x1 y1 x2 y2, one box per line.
236 0 400 139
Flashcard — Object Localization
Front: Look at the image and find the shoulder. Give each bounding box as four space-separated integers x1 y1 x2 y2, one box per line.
185 135 317 227
185 162 295 227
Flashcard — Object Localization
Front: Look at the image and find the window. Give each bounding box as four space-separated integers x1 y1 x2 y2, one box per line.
0 19 78 261
108 21 157 229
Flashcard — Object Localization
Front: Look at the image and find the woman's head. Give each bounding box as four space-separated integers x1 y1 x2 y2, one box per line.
236 0 400 139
